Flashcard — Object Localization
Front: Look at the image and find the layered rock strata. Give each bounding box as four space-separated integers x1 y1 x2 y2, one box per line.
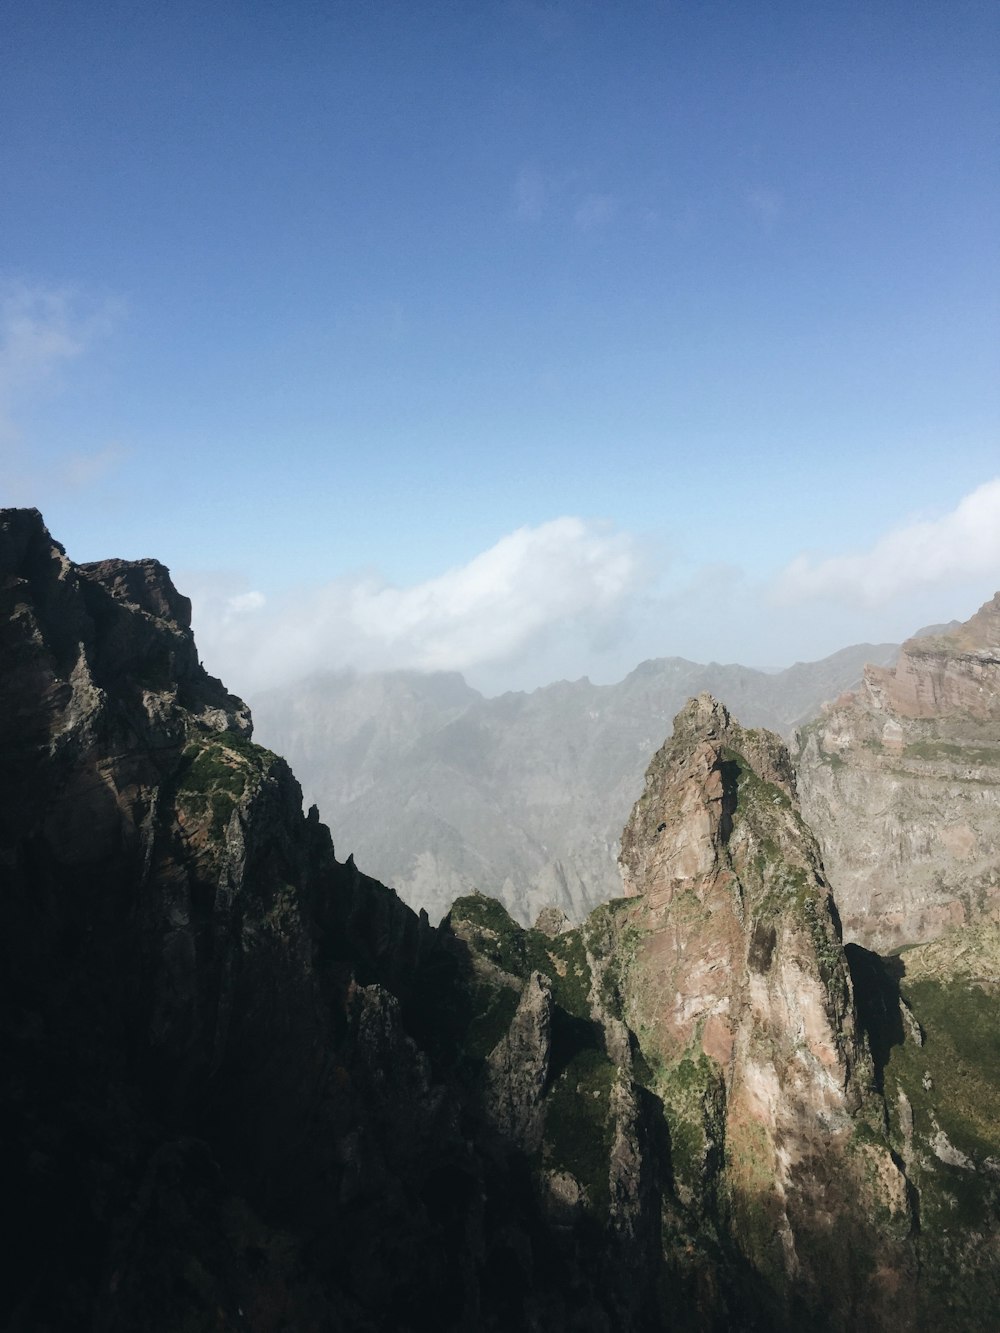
796 594 1000 950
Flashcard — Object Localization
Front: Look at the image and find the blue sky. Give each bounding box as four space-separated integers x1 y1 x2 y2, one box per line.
3 1 998 694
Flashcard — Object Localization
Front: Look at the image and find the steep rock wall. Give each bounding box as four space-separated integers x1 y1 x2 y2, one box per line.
4 509 996 1331
617 695 912 1324
795 594 1000 950
0 510 617 1331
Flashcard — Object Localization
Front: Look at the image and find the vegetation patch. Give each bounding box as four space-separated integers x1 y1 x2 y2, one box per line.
464 984 521 1062
450 893 595 1021
904 740 1000 767
525 928 591 1019
448 894 526 975
652 1048 725 1197
175 731 276 837
542 1046 617 1213
407 938 520 1076
582 899 644 1019
885 975 1000 1161
720 746 791 815
801 894 843 980
721 1118 796 1293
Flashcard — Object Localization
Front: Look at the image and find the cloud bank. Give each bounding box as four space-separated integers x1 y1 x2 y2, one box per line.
776 478 1000 606
191 517 642 694
189 479 1000 700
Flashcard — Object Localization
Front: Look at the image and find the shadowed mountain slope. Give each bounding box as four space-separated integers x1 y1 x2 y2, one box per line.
4 508 996 1331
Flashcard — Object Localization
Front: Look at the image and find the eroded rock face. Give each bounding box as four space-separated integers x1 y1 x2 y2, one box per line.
2 509 476 1330
437 693 999 1328
0 510 612 1332
846 920 1000 1324
796 594 1000 951
5 509 996 1331
485 969 552 1150
617 694 913 1320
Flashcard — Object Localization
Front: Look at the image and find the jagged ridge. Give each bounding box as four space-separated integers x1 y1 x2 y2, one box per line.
3 509 998 1331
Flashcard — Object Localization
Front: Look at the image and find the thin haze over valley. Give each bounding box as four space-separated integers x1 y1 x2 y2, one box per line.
2 1 997 699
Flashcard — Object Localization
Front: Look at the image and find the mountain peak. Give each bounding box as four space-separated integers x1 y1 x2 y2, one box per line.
861 588 1000 722
79 556 193 631
671 689 732 739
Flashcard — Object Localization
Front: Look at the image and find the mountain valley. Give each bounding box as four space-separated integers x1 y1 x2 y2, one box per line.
250 644 900 926
2 507 998 1332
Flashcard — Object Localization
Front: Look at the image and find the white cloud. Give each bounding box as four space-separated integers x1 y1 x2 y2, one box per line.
190 517 642 693
776 478 1000 606
226 590 266 616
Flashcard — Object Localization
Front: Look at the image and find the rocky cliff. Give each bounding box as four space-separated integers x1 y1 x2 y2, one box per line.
3 508 996 1331
616 696 912 1324
438 693 999 1328
1 509 454 1330
795 594 1000 950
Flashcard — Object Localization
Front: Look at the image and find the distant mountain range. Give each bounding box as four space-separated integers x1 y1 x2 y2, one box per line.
7 507 998 1331
250 641 900 924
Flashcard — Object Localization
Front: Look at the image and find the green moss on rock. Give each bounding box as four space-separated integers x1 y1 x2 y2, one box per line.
542 1046 617 1213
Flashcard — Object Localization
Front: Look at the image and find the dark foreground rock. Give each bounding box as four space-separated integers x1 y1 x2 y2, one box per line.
2 509 997 1331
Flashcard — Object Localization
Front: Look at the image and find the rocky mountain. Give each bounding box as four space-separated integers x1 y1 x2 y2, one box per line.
4 507 997 1330
250 642 899 927
795 593 1000 951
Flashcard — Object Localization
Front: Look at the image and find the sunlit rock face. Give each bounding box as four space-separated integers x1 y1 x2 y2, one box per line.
796 594 1000 951
617 695 913 1322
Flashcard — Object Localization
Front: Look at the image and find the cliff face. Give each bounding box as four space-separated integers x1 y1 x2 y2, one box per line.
0 509 454 1330
446 693 998 1328
0 509 724 1330
795 594 1000 951
4 508 996 1331
615 696 912 1323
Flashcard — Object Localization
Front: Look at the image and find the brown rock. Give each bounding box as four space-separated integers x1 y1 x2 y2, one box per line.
796 592 1000 950
618 694 913 1315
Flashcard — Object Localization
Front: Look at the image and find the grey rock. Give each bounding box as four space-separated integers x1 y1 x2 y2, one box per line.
795 592 1000 949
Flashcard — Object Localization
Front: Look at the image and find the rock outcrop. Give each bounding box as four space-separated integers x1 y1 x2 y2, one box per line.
846 920 1000 1324
0 509 628 1330
796 594 1000 950
4 508 997 1331
616 695 912 1324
